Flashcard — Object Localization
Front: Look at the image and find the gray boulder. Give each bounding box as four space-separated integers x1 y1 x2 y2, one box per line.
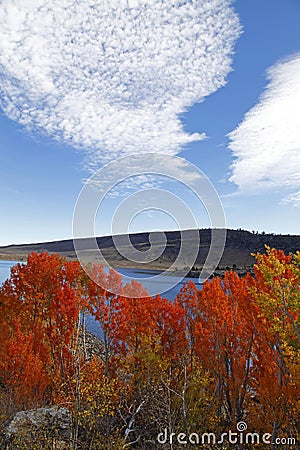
4 406 72 448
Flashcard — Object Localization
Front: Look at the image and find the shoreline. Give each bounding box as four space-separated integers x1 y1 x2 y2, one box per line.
0 252 253 278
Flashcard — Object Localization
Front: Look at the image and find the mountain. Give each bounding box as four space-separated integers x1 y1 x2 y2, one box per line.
0 229 299 273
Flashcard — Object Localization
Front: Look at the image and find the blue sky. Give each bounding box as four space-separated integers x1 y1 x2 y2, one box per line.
0 0 300 245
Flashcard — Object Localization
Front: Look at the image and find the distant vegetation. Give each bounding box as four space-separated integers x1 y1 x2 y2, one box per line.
0 249 299 448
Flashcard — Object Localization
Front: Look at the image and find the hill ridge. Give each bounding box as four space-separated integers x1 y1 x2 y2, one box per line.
1 228 299 270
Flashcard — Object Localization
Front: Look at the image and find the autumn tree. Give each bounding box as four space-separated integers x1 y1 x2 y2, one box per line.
1 249 299 449
250 247 300 443
189 271 266 430
0 253 85 407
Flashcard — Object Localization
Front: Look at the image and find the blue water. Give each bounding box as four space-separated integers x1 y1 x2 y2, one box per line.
0 260 20 284
0 260 201 337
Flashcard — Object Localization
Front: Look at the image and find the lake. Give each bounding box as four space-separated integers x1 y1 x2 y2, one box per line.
0 260 202 336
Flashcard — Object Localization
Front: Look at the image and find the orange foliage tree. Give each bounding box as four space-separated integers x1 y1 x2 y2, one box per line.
0 248 299 448
0 253 84 408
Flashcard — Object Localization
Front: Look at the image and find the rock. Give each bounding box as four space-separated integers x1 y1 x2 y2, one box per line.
4 406 72 448
78 328 105 361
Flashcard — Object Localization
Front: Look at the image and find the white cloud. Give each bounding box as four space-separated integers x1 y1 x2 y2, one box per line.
85 154 206 197
0 0 241 168
228 54 300 205
281 190 300 207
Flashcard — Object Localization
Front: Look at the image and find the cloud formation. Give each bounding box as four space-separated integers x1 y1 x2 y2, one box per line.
0 0 240 167
228 54 300 205
85 153 207 198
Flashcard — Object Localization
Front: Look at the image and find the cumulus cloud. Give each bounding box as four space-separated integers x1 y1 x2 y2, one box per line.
0 0 240 168
228 54 300 205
